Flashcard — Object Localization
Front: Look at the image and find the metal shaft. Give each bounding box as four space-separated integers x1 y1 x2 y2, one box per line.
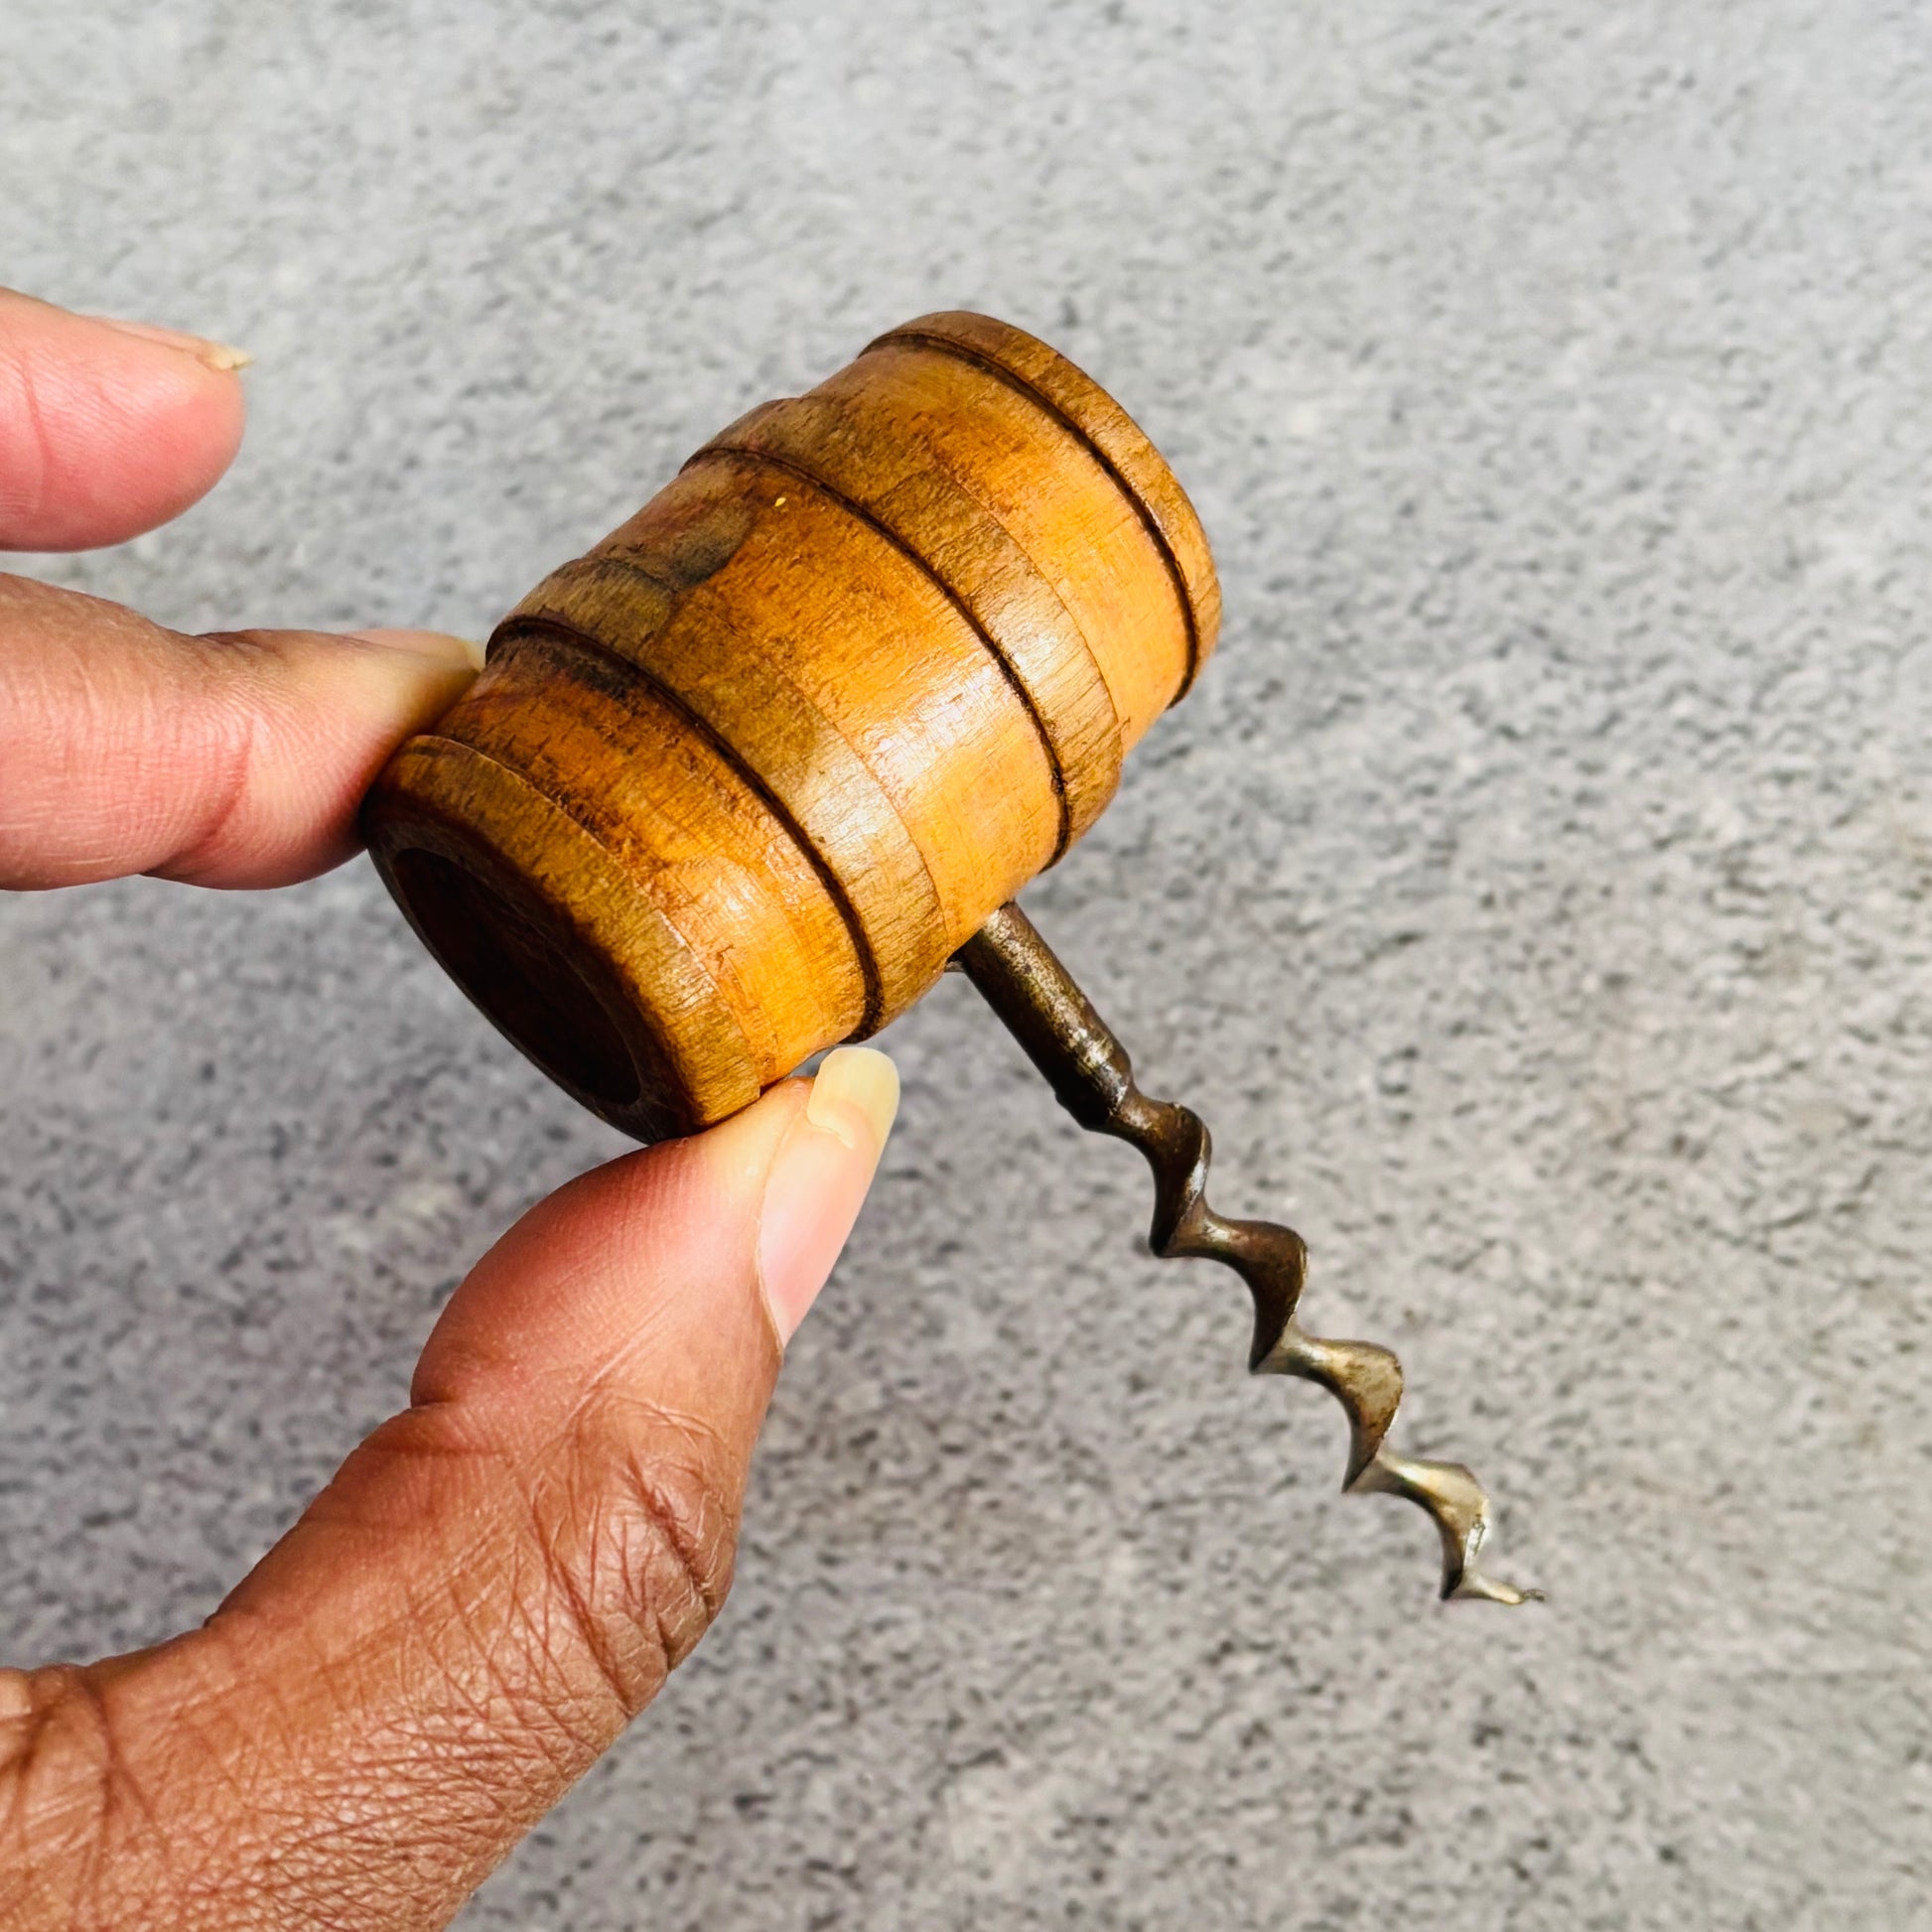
953 900 1537 1605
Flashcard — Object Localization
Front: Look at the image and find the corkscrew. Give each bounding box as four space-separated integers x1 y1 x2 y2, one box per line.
363 311 1535 1605
956 904 1534 1604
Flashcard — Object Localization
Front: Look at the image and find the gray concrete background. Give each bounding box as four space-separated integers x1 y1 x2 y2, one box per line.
4 2 1930 1925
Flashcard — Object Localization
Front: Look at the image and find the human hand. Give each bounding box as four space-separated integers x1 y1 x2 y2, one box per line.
0 288 899 1930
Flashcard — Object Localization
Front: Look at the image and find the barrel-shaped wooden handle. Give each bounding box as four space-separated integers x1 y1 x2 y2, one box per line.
363 314 1219 1141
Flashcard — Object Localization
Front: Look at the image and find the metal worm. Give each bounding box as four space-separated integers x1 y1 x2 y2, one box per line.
953 901 1538 1606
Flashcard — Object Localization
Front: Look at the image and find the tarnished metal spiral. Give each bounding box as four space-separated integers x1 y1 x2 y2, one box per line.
953 901 1538 1606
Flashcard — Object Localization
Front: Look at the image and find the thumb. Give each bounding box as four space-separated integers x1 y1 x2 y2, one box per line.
0 1048 898 1932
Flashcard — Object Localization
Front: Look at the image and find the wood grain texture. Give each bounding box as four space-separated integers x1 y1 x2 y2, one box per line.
870 313 1223 695
363 313 1219 1140
440 625 866 1083
701 389 1125 855
813 341 1187 750
365 734 763 1143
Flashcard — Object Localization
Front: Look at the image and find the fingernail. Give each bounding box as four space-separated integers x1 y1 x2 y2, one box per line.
757 1047 898 1344
350 628 487 674
87 315 253 373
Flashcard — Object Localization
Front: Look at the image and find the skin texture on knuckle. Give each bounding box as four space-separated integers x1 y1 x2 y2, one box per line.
5 1649 341 1931
317 1391 745 1803
0 1666 116 1926
0 1662 216 1931
519 1391 746 1716
0 582 266 889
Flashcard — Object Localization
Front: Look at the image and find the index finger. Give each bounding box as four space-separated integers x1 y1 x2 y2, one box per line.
0 289 248 551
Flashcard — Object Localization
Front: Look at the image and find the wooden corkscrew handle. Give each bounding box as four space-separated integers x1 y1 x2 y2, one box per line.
363 311 1217 1143
361 313 1533 1605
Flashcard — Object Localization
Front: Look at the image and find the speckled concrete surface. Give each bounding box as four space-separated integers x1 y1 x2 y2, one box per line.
5 3 1931 1925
